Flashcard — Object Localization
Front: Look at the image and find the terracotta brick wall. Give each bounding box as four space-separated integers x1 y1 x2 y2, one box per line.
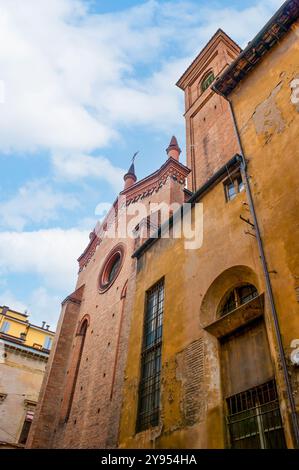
26 298 81 448
177 31 241 191
27 164 188 449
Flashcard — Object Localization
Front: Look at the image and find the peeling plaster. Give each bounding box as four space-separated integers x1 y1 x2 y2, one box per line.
253 82 285 142
290 75 299 112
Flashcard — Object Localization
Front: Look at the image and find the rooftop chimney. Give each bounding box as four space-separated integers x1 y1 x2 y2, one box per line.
2 306 9 315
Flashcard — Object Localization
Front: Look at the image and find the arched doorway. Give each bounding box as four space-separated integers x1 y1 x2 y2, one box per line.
201 267 286 448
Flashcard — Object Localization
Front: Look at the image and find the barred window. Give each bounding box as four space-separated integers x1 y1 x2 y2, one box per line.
226 379 286 449
220 284 258 316
137 280 164 432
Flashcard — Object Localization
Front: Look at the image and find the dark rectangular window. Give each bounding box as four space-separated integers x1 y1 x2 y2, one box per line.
18 409 35 445
224 171 245 202
137 279 164 432
226 379 286 449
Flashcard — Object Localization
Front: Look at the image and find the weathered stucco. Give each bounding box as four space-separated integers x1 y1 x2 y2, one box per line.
119 21 299 449
0 348 46 446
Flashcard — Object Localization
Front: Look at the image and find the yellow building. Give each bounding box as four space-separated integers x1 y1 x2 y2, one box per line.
119 0 299 449
0 305 55 447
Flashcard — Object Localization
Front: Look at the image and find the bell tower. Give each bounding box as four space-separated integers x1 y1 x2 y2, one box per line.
177 29 241 191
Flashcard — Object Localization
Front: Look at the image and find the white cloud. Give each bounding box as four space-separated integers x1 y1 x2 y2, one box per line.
0 0 282 175
0 0 181 157
94 202 112 218
0 0 114 153
0 289 28 313
52 153 124 192
187 0 284 51
0 227 92 328
0 180 79 230
0 228 89 291
0 287 62 330
0 0 284 329
29 287 62 329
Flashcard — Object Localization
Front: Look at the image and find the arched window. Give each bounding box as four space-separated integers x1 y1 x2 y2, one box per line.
201 71 215 93
108 254 121 284
220 284 258 316
99 244 125 293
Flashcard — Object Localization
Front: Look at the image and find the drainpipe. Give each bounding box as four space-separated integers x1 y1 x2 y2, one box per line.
214 87 299 447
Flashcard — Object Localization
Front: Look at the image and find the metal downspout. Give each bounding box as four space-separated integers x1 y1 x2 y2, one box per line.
217 88 299 447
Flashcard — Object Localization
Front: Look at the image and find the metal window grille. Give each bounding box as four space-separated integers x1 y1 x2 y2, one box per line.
238 284 258 304
226 379 286 449
221 284 258 316
137 280 164 432
221 291 237 316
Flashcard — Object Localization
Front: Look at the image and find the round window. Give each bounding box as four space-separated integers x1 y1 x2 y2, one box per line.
99 245 124 292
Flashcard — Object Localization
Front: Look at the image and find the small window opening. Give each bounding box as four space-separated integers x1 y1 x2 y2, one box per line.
201 71 215 92
220 284 258 316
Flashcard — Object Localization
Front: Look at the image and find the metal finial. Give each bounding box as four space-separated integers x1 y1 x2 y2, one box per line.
132 151 139 163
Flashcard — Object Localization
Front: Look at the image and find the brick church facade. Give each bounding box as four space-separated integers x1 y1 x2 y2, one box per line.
27 0 299 449
26 135 191 448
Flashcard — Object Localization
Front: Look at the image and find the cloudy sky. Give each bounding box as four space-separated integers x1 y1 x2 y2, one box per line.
0 0 282 329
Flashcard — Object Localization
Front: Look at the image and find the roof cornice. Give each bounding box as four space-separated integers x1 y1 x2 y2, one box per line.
213 0 299 97
77 158 190 272
176 29 241 90
120 157 190 200
1 336 50 360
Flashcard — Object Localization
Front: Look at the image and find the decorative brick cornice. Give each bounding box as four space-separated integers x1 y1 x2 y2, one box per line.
120 157 190 206
77 231 101 272
77 158 190 272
